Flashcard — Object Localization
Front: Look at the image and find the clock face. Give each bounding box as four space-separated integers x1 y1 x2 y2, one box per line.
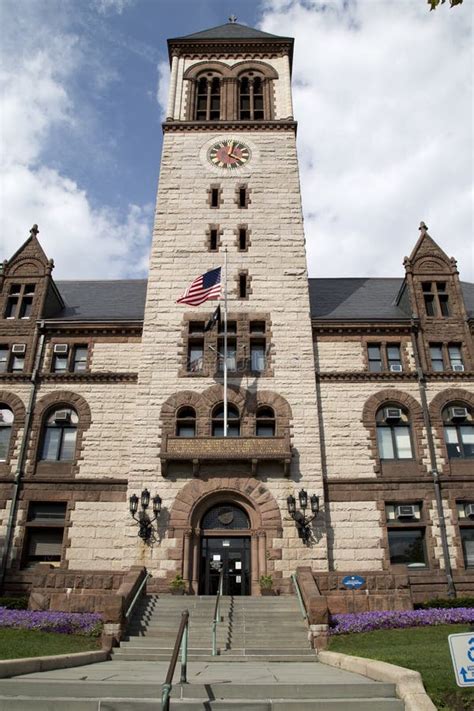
208 139 250 170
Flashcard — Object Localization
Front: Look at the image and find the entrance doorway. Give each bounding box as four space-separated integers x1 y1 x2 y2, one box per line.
200 536 250 595
198 503 251 595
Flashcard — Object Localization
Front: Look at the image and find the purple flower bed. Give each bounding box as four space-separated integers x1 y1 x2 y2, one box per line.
329 607 474 635
0 607 103 636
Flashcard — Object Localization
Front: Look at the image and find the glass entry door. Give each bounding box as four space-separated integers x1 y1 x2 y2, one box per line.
200 537 250 595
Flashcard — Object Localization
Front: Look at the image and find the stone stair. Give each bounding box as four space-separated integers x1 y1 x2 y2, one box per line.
112 594 315 662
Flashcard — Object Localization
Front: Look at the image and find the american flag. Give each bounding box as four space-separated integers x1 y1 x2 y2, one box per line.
177 267 222 306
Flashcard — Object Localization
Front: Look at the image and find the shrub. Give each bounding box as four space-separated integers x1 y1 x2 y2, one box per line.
415 596 474 610
0 597 28 610
169 574 186 592
329 607 474 635
259 575 273 590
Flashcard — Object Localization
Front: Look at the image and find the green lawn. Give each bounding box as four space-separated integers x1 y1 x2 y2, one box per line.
0 628 100 660
329 624 474 711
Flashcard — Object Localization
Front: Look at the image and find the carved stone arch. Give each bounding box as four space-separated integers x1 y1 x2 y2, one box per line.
0 391 26 468
362 389 425 475
161 390 207 437
255 390 292 437
27 390 92 477
414 256 452 274
429 389 474 473
168 476 283 595
201 384 253 436
183 61 234 80
232 60 279 80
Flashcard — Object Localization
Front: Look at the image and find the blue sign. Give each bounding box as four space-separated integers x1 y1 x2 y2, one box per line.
342 575 366 590
449 633 474 687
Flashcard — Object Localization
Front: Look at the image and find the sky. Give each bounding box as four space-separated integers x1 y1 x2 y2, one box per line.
0 0 472 281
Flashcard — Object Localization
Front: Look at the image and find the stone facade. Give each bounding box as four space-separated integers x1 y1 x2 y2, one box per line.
0 21 472 605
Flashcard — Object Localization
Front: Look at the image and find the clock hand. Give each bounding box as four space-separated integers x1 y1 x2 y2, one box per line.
227 141 234 155
229 153 241 160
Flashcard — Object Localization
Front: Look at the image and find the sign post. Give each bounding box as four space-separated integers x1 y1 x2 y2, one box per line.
448 632 474 687
341 575 366 614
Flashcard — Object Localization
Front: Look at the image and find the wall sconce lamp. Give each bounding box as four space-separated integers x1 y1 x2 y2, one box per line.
287 489 319 544
129 489 162 541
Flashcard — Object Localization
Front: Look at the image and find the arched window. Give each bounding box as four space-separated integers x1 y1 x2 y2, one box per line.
40 407 78 461
212 403 240 437
195 75 221 121
376 405 413 460
256 406 275 437
202 503 250 529
239 74 265 120
176 406 196 437
0 406 14 461
443 404 474 459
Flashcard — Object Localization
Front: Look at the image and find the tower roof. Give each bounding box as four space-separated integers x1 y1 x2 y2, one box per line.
171 22 289 41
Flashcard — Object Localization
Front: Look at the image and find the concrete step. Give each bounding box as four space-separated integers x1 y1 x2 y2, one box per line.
110 652 316 662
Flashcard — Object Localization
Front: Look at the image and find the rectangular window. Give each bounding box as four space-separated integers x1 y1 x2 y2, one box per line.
218 338 236 372
24 528 64 566
430 344 444 372
0 347 8 373
461 528 474 567
210 187 220 208
368 344 382 372
393 427 413 459
448 344 463 370
239 187 248 208
52 353 68 373
4 284 35 319
250 321 266 334
377 427 395 459
444 426 461 458
72 346 88 372
250 340 266 372
5 296 18 319
388 528 427 568
219 320 237 334
189 321 204 335
387 345 402 370
0 429 10 462
209 228 218 252
28 502 67 522
439 294 450 317
238 228 247 251
11 353 25 372
187 341 203 372
238 273 248 299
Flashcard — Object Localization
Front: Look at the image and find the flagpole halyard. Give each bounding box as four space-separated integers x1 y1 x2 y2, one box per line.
223 247 228 438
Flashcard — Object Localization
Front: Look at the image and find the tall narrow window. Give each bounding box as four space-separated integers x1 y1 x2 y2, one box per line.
430 344 444 372
176 407 196 437
256 406 275 436
422 281 450 317
387 345 402 371
448 344 463 371
0 347 8 373
238 227 248 251
210 187 220 208
19 285 35 318
188 340 204 373
40 408 78 461
376 406 413 460
195 76 221 121
443 405 474 459
208 227 219 252
250 340 266 372
238 186 248 208
218 338 237 372
23 502 67 568
4 284 35 319
253 77 264 120
368 344 382 372
238 272 248 299
4 285 20 319
239 77 251 119
72 346 88 372
212 404 240 437
0 406 13 461
239 75 265 120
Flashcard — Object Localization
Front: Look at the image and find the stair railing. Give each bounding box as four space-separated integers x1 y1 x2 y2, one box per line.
211 567 224 656
161 609 189 711
291 572 308 621
124 571 151 621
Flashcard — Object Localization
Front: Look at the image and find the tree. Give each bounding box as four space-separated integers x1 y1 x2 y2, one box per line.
428 0 463 9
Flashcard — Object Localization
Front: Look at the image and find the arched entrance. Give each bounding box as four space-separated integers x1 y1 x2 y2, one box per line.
199 503 251 595
168 477 283 596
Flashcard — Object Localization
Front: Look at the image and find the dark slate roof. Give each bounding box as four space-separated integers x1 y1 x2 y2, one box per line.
309 278 410 321
171 22 288 41
50 280 147 321
47 278 474 323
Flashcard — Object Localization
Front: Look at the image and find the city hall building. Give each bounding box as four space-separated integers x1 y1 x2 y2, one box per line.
0 21 473 610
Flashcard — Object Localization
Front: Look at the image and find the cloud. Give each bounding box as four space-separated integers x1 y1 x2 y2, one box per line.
156 60 171 119
92 0 135 15
260 0 473 279
0 1 152 279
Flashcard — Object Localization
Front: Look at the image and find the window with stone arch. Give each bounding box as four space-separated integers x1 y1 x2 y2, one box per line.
40 407 78 461
195 74 221 121
256 406 275 437
376 404 414 460
442 403 474 459
211 403 240 437
176 406 196 438
201 502 250 530
239 73 265 120
0 406 14 462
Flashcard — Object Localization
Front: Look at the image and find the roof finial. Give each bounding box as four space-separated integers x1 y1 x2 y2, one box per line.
30 224 39 237
228 14 238 23
419 221 428 236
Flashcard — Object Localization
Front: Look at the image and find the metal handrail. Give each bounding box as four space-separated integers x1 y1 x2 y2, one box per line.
211 567 224 656
161 609 189 711
124 571 150 620
291 573 308 621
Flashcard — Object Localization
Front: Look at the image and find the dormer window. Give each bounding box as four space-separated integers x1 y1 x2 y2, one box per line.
4 284 35 319
239 75 265 120
422 281 450 317
195 76 221 121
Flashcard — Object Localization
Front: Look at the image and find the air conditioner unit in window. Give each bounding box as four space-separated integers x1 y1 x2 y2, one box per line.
452 364 465 372
448 407 468 421
54 410 71 423
11 344 26 354
384 407 402 422
390 364 403 373
53 344 68 355
395 504 417 519
465 503 474 519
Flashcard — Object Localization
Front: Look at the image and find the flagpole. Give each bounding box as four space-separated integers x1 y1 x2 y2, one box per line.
223 247 228 438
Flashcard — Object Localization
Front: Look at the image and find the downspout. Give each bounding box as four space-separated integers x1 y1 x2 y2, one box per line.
0 321 45 592
410 317 456 598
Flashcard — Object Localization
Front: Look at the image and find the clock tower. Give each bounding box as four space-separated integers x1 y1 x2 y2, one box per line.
127 20 327 594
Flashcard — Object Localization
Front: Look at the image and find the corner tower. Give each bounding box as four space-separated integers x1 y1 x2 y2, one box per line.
128 20 327 594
